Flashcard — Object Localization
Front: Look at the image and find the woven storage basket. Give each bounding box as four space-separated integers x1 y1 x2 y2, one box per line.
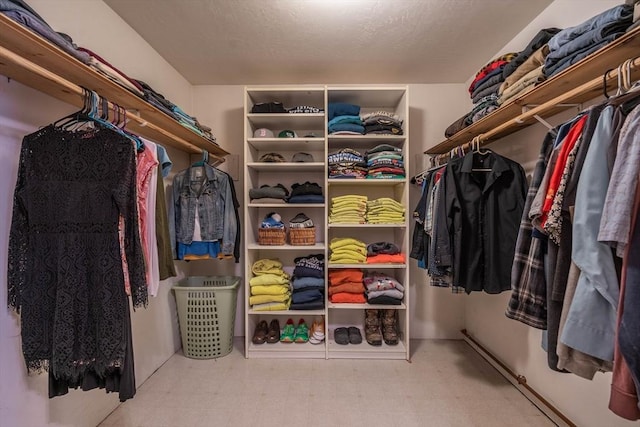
258 227 286 245
289 227 316 246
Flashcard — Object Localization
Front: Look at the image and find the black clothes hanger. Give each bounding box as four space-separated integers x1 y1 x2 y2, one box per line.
53 88 92 129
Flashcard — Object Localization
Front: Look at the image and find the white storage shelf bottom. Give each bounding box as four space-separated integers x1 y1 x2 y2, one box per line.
328 337 407 360
247 342 326 359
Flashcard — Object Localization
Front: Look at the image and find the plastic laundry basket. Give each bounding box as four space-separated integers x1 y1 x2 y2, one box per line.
173 276 240 359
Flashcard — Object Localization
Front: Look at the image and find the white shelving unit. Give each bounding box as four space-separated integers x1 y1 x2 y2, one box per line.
244 86 328 359
326 86 410 361
243 85 410 361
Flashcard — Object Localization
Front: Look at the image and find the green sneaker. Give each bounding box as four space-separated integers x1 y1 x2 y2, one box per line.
294 318 309 343
280 318 295 343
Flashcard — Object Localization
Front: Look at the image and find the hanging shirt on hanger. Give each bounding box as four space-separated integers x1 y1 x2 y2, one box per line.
435 150 527 294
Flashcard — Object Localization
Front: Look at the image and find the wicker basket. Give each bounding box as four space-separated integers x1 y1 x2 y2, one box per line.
289 227 316 246
258 227 286 245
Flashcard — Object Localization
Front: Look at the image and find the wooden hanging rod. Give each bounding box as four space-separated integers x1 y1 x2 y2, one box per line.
0 44 225 160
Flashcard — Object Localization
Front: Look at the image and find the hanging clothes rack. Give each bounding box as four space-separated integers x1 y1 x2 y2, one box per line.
0 13 228 160
426 55 640 160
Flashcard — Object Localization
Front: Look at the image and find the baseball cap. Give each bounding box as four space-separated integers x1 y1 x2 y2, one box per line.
278 130 298 138
292 152 314 163
259 153 286 163
254 128 274 138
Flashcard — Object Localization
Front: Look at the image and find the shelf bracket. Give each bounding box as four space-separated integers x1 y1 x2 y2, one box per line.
514 103 582 129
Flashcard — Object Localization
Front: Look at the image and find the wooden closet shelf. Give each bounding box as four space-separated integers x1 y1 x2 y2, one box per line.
0 14 228 157
425 26 640 155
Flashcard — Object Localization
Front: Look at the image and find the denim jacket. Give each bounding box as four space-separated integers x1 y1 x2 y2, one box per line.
172 164 236 255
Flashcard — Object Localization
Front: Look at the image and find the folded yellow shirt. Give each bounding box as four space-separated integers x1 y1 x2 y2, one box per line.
331 206 366 214
332 200 367 208
251 300 291 311
249 274 290 286
251 284 291 296
329 255 366 264
332 195 367 202
249 293 291 305
332 244 367 255
330 237 366 250
252 259 284 275
330 249 367 260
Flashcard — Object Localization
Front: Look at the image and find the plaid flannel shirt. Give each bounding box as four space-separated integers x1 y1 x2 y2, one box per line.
506 129 556 328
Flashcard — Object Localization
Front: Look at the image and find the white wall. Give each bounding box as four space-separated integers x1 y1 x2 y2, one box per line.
191 85 246 336
459 1 636 426
0 1 197 426
407 83 471 338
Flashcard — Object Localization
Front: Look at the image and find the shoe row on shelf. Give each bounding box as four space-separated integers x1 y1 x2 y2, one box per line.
252 317 325 345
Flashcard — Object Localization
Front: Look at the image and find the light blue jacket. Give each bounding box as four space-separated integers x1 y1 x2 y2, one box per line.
560 106 618 362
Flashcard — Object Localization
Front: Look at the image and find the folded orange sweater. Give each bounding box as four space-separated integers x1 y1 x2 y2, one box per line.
328 282 365 296
328 269 363 285
367 254 406 264
330 292 367 303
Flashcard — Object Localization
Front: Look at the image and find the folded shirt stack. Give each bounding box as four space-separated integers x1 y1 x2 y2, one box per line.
469 53 518 105
366 144 405 179
366 241 405 264
329 237 367 264
366 197 405 224
543 4 633 78
249 184 289 202
290 254 325 310
328 103 364 135
288 182 324 203
77 48 144 97
468 95 500 124
135 79 216 144
329 195 367 224
495 27 560 106
0 2 91 65
328 269 366 304
363 272 405 305
288 105 323 114
361 111 403 135
249 259 291 311
498 45 549 105
328 148 367 179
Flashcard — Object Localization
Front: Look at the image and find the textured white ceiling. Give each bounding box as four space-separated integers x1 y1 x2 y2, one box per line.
103 0 553 85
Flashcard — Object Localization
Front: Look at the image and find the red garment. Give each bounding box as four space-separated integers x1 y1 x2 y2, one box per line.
366 253 406 264
468 60 508 94
330 292 367 303
328 282 365 296
609 175 640 420
77 47 144 92
329 269 363 286
539 115 587 227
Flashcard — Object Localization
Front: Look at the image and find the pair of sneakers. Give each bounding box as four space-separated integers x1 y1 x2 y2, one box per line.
309 317 325 344
280 318 309 343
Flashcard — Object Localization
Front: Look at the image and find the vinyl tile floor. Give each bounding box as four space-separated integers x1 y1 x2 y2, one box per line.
98 339 555 427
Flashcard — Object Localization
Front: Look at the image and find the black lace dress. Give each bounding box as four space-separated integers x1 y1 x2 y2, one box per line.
7 125 148 401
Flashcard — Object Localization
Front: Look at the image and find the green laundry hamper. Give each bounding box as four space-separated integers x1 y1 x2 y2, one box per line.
173 276 240 359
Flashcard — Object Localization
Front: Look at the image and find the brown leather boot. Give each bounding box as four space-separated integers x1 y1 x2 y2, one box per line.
381 309 399 346
364 309 382 346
